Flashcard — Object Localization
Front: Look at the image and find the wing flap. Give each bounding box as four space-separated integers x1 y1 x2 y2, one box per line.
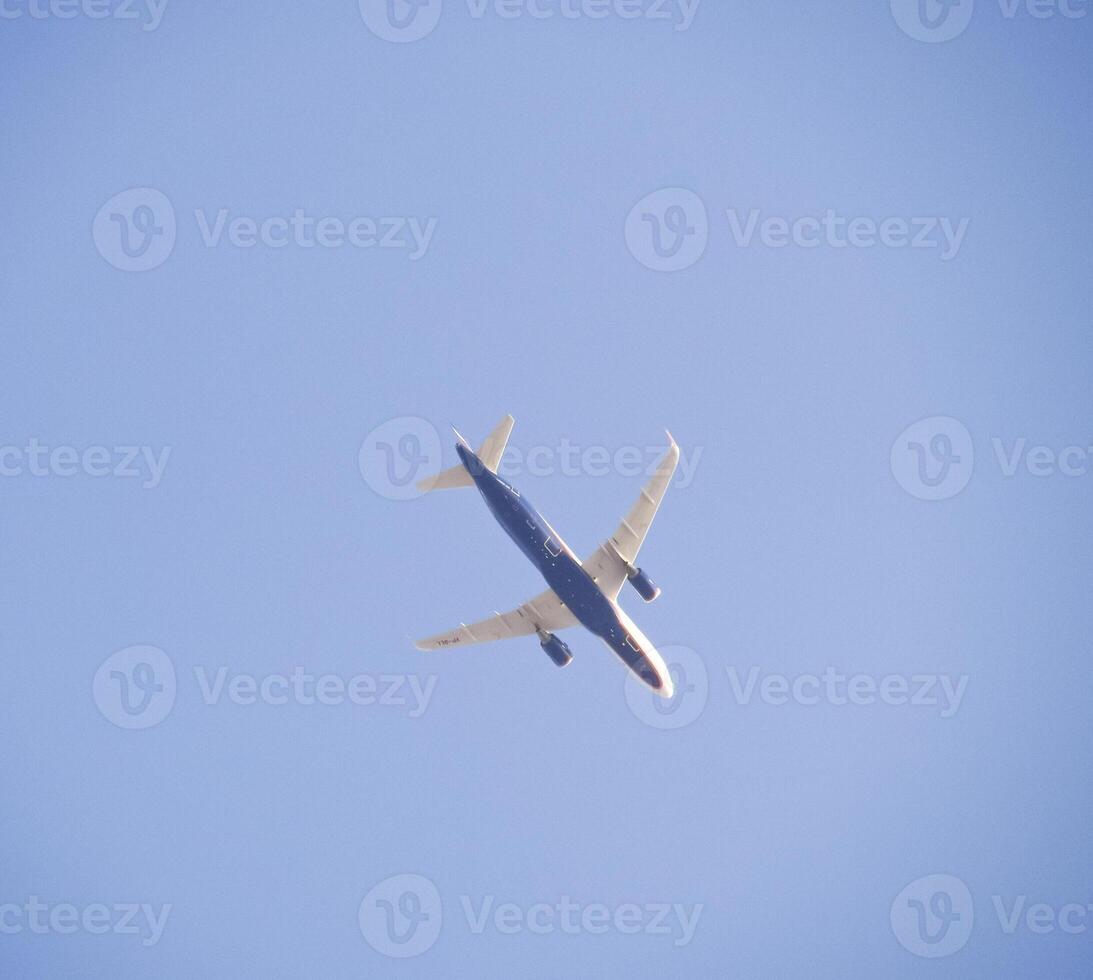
415 587 577 651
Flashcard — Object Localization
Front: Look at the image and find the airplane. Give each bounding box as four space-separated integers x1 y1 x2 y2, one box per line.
413 415 680 697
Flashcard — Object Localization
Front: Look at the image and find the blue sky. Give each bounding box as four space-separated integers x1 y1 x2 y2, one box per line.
2 2 1092 977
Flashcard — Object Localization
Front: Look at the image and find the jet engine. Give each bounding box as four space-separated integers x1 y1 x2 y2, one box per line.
537 630 573 668
626 566 661 603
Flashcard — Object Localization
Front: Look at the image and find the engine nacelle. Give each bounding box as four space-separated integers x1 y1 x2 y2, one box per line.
627 566 661 602
538 631 573 668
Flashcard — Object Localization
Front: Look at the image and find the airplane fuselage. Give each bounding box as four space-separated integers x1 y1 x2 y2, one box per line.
456 443 672 695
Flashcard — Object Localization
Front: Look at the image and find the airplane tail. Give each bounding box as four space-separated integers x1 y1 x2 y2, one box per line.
416 414 514 492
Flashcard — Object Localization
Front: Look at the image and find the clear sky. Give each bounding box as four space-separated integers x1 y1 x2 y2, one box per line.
2 2 1091 977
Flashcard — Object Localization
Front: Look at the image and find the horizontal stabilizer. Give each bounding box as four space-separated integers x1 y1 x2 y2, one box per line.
417 464 473 492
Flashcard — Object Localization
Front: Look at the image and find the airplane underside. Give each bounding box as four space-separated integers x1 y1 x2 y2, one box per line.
413 415 680 699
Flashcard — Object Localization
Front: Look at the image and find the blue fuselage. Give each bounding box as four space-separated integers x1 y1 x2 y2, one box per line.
456 443 664 690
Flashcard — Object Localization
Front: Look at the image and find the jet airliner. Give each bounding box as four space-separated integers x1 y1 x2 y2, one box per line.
414 416 680 697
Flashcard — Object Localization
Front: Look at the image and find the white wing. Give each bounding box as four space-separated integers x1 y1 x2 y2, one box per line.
414 587 578 651
582 433 680 599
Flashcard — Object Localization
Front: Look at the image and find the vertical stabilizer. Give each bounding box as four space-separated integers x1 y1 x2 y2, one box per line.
477 415 514 474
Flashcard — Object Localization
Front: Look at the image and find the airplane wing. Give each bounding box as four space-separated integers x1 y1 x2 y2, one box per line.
582 432 680 600
414 587 578 650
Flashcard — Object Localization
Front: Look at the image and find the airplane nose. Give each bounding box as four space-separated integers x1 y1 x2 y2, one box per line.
639 653 675 699
637 661 673 698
